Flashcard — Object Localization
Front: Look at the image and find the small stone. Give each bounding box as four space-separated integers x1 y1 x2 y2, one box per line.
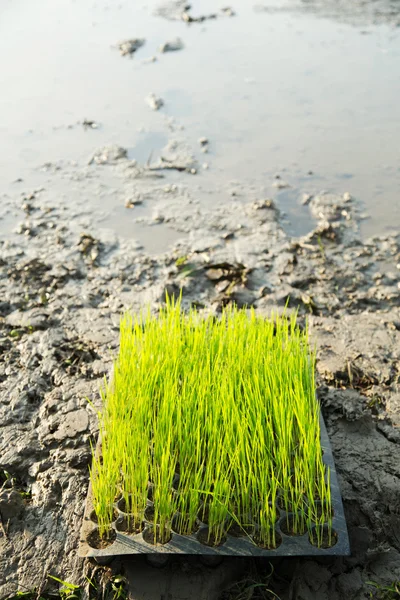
159 38 184 53
252 199 275 210
89 145 127 165
198 137 209 146
152 212 165 223
146 93 164 111
181 11 191 22
125 196 143 208
82 119 99 129
164 184 178 193
221 6 235 16
118 38 145 56
272 180 290 189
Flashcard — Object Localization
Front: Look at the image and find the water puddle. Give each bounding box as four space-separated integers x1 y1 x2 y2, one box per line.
0 0 399 251
101 204 183 253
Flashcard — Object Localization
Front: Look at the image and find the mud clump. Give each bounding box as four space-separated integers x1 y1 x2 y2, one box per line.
89 145 128 165
78 233 102 265
156 1 235 22
146 93 164 111
159 38 184 53
117 38 145 56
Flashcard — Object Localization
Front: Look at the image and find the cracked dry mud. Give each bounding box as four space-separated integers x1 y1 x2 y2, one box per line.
0 170 399 599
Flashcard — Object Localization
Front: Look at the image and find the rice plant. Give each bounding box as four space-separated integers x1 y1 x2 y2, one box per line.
90 297 333 547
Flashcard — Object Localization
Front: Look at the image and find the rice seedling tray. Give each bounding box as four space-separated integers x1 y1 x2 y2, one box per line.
78 414 350 558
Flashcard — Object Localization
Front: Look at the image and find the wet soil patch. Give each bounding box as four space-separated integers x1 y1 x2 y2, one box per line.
142 525 172 545
197 503 210 524
171 513 199 535
227 521 255 538
197 527 227 547
252 531 283 550
308 525 338 549
86 528 116 549
280 515 307 537
147 483 154 501
308 501 334 520
1 138 400 599
89 508 118 524
53 338 100 376
115 515 143 534
144 504 156 523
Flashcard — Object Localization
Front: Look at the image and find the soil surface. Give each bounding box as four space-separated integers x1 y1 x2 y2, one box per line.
1 0 400 599
86 529 117 550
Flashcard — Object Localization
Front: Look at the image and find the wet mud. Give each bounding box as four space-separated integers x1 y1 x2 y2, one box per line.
1 158 399 598
1 0 400 599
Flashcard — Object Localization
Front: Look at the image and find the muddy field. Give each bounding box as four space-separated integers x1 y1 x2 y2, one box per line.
1 0 400 599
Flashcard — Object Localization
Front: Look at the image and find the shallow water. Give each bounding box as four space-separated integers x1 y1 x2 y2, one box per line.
1 0 399 251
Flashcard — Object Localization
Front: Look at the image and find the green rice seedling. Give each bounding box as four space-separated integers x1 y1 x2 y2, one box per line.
89 436 118 538
206 475 230 545
253 469 279 548
90 298 333 549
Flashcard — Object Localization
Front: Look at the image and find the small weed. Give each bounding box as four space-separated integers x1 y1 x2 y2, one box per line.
0 470 16 488
175 255 200 278
7 326 36 340
219 562 281 600
48 577 80 600
175 255 189 267
0 469 31 501
367 395 385 414
18 489 32 501
367 580 400 599
3 587 61 600
86 573 128 600
105 576 128 600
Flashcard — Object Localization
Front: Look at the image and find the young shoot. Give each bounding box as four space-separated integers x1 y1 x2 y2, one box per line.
90 299 333 547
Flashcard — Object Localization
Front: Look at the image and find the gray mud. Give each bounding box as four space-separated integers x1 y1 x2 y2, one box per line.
1 169 400 599
1 0 400 598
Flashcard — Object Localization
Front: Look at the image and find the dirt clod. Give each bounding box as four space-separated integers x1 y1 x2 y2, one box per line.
117 38 145 56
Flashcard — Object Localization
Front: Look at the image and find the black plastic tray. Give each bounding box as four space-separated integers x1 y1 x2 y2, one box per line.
78 413 350 557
